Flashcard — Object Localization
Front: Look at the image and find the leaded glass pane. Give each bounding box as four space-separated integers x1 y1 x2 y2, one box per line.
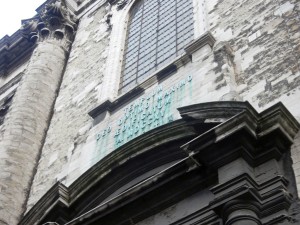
120 0 194 92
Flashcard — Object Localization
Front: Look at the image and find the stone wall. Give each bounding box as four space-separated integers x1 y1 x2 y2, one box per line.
207 0 300 191
25 0 300 212
207 0 300 110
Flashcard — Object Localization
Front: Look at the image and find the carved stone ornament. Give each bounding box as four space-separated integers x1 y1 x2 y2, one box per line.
109 0 132 10
21 0 78 50
117 0 129 10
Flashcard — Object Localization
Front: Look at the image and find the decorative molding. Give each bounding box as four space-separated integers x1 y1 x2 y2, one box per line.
184 31 216 55
20 0 78 51
19 102 300 225
20 183 69 225
40 0 77 29
212 41 241 101
88 85 144 120
178 101 257 121
181 102 300 169
0 31 34 77
0 0 78 77
222 200 262 225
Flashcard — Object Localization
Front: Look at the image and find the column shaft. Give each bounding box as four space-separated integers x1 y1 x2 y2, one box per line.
0 40 67 225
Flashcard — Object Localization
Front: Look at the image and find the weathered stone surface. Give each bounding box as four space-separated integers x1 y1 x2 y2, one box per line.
23 0 300 213
18 102 300 225
26 5 111 211
0 41 67 225
0 0 77 224
0 0 300 224
208 0 300 193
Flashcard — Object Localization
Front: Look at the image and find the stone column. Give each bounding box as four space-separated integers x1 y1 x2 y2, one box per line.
223 200 262 225
0 1 77 225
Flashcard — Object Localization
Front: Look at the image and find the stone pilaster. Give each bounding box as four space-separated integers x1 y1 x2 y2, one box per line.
213 42 242 101
0 1 77 225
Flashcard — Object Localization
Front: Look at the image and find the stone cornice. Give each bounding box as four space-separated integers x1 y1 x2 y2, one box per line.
19 102 300 225
180 102 300 169
178 101 257 121
0 31 35 77
20 183 69 225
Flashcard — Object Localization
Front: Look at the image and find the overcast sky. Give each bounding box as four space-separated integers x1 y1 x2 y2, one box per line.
0 0 45 39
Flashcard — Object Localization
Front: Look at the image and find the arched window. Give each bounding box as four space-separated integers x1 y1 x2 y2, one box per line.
120 0 194 93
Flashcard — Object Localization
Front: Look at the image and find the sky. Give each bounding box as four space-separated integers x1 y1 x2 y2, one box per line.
0 0 46 39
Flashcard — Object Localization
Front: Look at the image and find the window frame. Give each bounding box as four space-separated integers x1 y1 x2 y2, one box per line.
119 0 196 94
100 0 208 101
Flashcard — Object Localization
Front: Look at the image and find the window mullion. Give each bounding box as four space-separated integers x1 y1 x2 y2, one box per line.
120 0 194 93
155 0 161 71
175 0 178 56
135 0 145 86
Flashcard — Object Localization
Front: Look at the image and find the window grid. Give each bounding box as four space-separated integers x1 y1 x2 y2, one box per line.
120 0 194 93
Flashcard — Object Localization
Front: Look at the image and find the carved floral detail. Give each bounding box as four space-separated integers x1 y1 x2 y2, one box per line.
20 19 39 40
21 0 78 51
40 0 77 29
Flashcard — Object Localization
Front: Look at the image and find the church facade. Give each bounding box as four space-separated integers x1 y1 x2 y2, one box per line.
0 0 300 224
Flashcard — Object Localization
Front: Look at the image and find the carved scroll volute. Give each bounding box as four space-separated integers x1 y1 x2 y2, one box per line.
21 0 78 51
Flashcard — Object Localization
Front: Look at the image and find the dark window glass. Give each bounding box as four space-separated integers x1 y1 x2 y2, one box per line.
120 0 194 93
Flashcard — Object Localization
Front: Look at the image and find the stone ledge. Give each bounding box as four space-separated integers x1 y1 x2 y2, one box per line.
181 102 300 169
185 31 216 55
20 183 69 225
88 85 144 119
178 101 257 121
